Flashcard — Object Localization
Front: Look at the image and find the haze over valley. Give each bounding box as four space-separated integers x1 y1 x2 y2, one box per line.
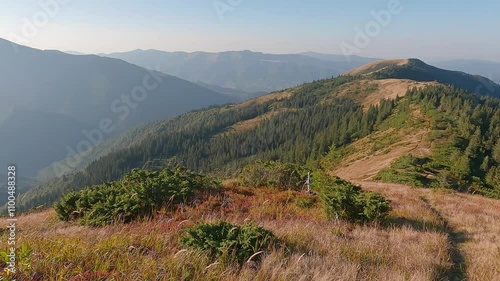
0 1 499 280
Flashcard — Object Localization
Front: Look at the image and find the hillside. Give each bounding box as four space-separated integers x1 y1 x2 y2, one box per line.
103 50 377 92
345 58 500 98
325 85 500 196
14 60 500 211
0 38 235 176
36 120 175 180
2 171 499 280
2 58 500 281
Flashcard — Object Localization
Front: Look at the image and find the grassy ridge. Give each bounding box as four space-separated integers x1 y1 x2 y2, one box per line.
372 86 500 197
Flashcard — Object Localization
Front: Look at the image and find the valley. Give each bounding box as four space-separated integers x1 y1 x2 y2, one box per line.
0 18 499 279
0 39 237 177
0 55 500 280
14 59 500 213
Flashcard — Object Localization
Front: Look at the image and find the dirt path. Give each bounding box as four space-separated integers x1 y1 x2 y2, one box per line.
328 106 500 280
419 196 467 281
355 181 468 281
334 128 431 181
333 103 434 182
352 179 500 281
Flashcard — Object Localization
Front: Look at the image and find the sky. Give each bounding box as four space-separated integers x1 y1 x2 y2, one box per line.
1 0 499 61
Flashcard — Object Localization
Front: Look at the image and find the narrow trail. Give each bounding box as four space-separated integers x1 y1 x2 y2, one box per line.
335 110 432 182
418 196 467 281
333 128 430 181
334 110 468 280
353 181 468 281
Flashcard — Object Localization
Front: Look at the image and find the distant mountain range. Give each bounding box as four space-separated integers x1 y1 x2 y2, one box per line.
63 50 87 56
102 50 378 93
432 59 500 84
15 58 500 211
300 51 379 64
103 50 500 94
0 38 236 176
2 35 499 207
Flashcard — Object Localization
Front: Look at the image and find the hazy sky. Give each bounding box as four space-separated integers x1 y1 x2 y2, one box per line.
1 0 499 61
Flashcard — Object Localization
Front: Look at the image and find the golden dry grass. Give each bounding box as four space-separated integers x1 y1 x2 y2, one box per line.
420 189 500 281
2 148 498 281
362 79 438 109
333 124 500 281
334 78 438 111
351 181 500 281
330 107 500 281
334 114 431 181
0 184 457 281
334 128 429 181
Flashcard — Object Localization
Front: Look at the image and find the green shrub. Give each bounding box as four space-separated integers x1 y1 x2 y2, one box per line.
356 191 391 221
54 167 221 226
294 196 317 208
313 172 391 223
374 169 427 187
179 221 275 264
390 154 418 170
372 154 432 187
318 180 362 222
239 161 308 190
322 146 356 169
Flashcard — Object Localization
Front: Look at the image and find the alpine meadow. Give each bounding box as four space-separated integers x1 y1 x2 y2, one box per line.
0 1 499 280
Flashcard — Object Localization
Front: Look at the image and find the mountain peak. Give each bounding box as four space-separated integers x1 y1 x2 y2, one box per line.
406 57 426 64
343 59 411 76
344 58 500 97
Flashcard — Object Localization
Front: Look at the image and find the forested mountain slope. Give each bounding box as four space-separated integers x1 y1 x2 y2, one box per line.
14 59 500 211
325 86 499 197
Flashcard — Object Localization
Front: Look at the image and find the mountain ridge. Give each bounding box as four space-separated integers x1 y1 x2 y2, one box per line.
14 58 500 210
102 49 378 92
0 38 236 176
345 58 500 97
432 59 500 84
